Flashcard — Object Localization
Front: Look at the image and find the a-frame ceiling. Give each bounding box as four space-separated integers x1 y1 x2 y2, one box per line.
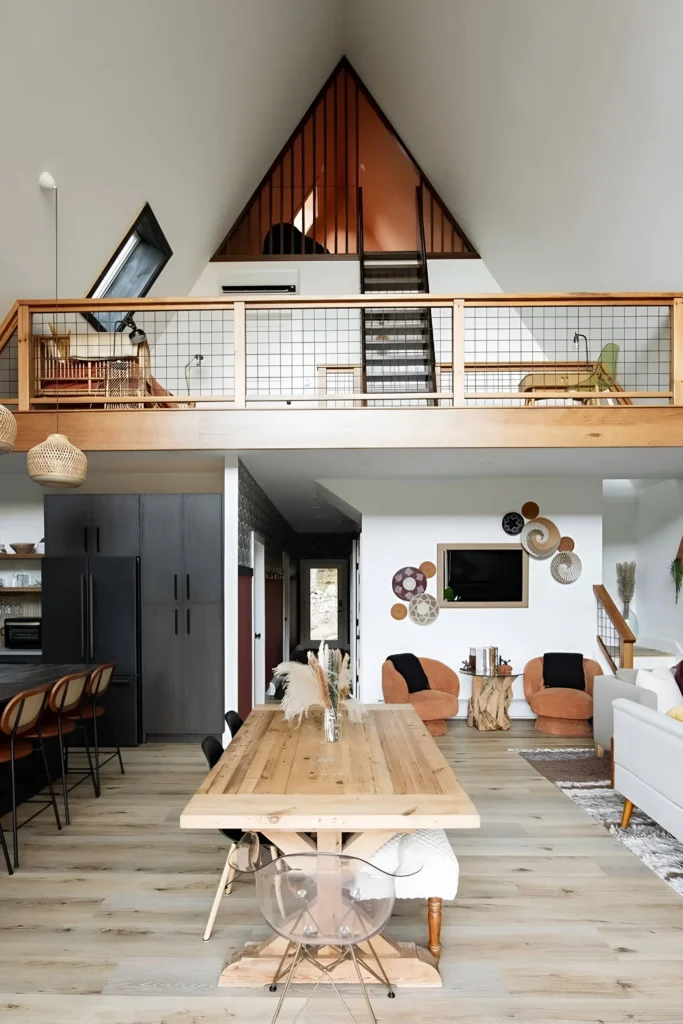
3 0 683 316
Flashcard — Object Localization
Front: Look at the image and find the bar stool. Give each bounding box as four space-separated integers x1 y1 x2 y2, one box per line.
26 671 96 826
66 662 124 797
0 685 62 869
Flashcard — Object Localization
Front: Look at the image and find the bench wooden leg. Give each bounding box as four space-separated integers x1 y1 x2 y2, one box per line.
204 845 236 941
621 799 634 829
427 897 442 962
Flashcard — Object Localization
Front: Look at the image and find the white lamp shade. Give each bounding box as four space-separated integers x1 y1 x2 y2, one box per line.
0 404 17 453
27 433 87 488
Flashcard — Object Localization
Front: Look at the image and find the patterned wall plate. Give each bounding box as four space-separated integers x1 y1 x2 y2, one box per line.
419 560 437 579
502 511 524 536
392 566 427 601
521 517 561 559
408 592 440 625
551 551 582 583
391 603 408 620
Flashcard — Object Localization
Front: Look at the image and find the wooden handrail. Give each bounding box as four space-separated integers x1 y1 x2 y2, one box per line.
0 300 19 355
594 583 635 672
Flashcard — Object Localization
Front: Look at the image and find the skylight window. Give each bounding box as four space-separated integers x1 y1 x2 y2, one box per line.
86 203 172 332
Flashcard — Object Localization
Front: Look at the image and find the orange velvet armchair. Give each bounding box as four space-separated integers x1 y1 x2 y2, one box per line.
382 657 460 736
524 657 603 736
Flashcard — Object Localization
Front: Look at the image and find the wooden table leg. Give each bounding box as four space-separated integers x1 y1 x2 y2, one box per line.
427 897 442 962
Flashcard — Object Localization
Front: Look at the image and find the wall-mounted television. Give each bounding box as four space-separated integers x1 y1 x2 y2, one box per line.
437 543 528 608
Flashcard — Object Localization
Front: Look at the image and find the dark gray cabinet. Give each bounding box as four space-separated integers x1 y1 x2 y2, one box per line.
140 494 223 738
45 495 139 556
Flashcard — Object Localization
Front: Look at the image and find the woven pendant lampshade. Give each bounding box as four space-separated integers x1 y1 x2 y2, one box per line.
0 404 17 453
27 433 87 488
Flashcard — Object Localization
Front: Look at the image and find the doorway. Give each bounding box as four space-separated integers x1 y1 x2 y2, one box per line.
299 559 349 648
252 535 266 705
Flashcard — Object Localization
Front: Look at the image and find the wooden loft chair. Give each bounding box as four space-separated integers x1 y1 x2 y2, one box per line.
518 343 631 405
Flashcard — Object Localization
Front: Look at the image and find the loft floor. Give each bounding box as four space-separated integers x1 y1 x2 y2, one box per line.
1 722 682 1022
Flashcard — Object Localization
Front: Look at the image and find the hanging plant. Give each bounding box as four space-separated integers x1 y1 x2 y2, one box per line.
670 558 682 604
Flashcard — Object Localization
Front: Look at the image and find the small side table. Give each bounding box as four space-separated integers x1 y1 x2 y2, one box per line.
461 669 517 731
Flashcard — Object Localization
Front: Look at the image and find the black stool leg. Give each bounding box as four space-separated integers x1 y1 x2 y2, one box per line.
57 716 70 826
0 822 11 876
37 730 62 831
77 714 98 797
10 736 19 869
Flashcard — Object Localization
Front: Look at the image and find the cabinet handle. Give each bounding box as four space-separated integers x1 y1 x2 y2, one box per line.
174 574 178 600
186 608 191 634
174 609 178 635
83 526 88 553
96 527 100 553
186 574 190 600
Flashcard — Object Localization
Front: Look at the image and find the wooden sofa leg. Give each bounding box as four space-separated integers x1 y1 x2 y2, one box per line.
610 739 615 789
427 897 442 962
621 799 634 829
594 743 605 758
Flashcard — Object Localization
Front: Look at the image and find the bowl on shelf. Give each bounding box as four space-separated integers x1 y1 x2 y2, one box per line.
9 544 36 555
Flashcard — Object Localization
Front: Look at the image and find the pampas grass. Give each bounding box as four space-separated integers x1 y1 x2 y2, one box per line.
277 641 365 724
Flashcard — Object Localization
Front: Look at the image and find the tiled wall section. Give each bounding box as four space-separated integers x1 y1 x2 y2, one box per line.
238 460 297 567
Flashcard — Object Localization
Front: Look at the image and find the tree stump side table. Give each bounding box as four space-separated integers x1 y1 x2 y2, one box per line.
463 670 517 731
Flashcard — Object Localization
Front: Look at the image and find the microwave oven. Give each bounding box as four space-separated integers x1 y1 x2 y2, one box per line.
3 617 42 650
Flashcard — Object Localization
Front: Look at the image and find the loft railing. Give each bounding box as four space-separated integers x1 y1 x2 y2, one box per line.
0 292 681 412
594 584 636 672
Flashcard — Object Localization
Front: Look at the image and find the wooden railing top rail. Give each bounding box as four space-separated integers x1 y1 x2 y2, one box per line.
593 584 636 643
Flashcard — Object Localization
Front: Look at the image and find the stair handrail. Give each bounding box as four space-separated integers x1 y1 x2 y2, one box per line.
593 583 636 672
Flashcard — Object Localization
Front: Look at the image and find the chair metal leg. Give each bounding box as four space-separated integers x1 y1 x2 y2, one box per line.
76 715 98 797
9 737 19 869
0 822 11 876
270 942 303 1024
57 716 70 826
37 731 62 831
91 709 101 798
349 942 378 1024
203 845 235 941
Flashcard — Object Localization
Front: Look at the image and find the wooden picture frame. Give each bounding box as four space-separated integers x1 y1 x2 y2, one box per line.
436 543 529 609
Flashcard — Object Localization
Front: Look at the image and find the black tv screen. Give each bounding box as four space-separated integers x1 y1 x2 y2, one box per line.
445 547 526 605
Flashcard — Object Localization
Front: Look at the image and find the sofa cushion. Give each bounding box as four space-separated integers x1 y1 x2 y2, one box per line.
673 661 683 699
666 706 683 723
543 652 585 690
409 689 459 722
635 668 682 714
388 653 430 694
529 686 593 720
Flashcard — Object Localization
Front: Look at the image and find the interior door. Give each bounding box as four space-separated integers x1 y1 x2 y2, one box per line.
300 559 349 647
252 537 266 705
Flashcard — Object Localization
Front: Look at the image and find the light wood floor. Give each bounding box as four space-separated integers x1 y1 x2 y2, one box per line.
1 722 682 1023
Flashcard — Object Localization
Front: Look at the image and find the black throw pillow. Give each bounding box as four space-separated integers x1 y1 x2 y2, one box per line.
543 652 586 690
387 653 430 694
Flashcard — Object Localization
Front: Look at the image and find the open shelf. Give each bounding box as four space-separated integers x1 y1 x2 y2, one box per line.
0 553 43 559
0 587 42 593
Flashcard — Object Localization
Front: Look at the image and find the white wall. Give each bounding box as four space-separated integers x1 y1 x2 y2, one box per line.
602 480 637 610
191 259 360 297
634 479 683 651
321 477 603 715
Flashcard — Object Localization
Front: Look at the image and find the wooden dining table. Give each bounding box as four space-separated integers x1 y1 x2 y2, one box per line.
180 703 480 987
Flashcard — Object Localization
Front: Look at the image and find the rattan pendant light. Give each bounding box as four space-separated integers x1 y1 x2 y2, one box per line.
28 174 87 488
0 404 17 452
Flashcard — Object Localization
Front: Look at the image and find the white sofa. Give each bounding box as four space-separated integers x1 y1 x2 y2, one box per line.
592 668 657 753
613 699 683 843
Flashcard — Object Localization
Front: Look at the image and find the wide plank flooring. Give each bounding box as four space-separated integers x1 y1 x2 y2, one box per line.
1 721 682 1022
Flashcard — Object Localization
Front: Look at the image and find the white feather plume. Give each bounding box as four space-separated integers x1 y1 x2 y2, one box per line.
276 661 324 722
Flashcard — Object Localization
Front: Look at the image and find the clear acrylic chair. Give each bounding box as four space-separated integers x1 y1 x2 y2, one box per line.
251 851 413 1024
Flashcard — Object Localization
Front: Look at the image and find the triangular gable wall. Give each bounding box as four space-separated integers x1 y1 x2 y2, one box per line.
212 57 478 259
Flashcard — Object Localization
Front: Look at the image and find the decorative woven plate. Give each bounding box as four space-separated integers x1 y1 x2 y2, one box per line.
408 592 439 625
392 566 427 601
502 511 524 536
390 603 408 620
521 501 540 519
558 536 575 552
551 551 582 584
419 560 437 579
521 517 561 559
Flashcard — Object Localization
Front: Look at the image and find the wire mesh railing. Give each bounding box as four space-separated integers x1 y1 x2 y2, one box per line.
0 294 678 412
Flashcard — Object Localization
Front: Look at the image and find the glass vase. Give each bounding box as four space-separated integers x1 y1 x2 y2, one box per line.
323 707 340 743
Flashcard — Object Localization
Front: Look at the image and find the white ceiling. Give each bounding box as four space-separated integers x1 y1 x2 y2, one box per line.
3 0 683 319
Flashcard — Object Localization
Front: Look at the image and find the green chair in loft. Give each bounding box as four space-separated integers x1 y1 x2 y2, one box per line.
518 342 627 405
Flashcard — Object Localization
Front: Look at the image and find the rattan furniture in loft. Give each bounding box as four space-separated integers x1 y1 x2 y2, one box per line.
518 343 629 405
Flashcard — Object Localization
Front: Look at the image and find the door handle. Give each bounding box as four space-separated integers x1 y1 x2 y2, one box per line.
174 609 178 635
186 608 191 634
174 574 178 601
88 574 94 660
186 574 190 600
254 632 262 639
79 574 86 660
96 527 100 553
83 526 88 553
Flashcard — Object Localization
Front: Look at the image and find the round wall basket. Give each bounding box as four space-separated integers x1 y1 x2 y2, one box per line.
392 566 427 601
551 551 582 584
408 592 439 626
558 536 575 552
521 501 540 519
419 560 437 579
521 517 560 559
390 603 408 620
502 511 524 535
0 404 17 453
27 433 87 488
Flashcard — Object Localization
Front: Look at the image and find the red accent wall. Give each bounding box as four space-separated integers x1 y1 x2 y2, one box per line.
237 574 253 721
265 578 284 682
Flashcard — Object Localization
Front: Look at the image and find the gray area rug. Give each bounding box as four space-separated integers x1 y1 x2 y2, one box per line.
516 747 683 897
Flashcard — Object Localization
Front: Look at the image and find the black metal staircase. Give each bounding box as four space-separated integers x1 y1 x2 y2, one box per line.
359 190 437 402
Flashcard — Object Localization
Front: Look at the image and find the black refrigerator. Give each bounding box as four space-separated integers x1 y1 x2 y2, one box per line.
41 556 141 745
